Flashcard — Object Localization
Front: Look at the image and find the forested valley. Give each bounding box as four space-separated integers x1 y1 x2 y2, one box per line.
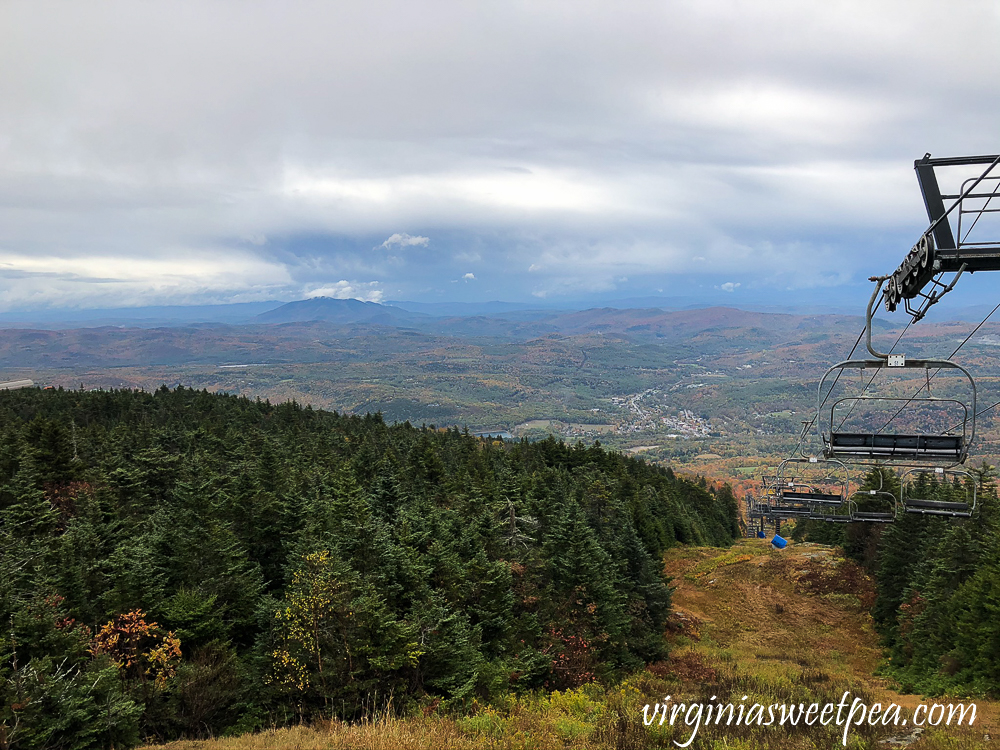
0 386 738 748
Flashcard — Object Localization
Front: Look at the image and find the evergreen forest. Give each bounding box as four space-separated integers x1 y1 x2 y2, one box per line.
0 386 739 748
792 465 1000 696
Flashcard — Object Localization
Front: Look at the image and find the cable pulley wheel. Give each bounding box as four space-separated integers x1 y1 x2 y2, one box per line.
918 235 931 269
888 276 901 306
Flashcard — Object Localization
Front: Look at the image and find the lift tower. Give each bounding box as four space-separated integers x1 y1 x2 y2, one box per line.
883 154 1000 321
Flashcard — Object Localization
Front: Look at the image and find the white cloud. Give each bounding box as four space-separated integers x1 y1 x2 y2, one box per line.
1 1 999 307
528 270 621 298
657 83 894 149
379 233 430 250
306 280 383 303
282 167 622 229
720 282 741 292
463 272 475 280
0 249 292 310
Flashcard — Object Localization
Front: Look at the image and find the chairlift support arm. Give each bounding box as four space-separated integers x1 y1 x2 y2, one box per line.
883 154 1000 319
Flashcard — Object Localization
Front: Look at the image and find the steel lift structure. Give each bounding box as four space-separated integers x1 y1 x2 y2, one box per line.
883 154 1000 322
795 154 998 526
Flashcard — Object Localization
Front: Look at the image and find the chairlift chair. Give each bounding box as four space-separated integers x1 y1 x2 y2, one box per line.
746 494 766 522
805 496 853 523
846 487 898 523
783 487 844 505
850 507 897 523
820 366 974 465
758 475 781 502
769 504 813 519
837 467 898 523
806 507 853 523
752 475 781 518
898 466 976 518
776 456 851 507
817 278 977 467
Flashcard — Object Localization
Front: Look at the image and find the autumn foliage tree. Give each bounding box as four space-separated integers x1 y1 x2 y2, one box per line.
91 609 181 692
270 551 354 697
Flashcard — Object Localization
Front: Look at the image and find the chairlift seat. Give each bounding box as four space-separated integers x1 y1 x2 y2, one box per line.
830 432 963 460
808 512 852 523
807 510 847 521
771 507 812 517
783 489 843 505
903 498 972 517
851 511 895 523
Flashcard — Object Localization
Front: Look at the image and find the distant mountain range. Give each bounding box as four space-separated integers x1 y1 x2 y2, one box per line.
0 301 284 329
0 295 959 370
0 293 992 335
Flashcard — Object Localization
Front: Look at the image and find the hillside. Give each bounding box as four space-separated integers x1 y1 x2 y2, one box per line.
255 297 427 326
6 385 1000 749
0 305 880 369
659 540 997 747
0 386 738 747
141 540 997 750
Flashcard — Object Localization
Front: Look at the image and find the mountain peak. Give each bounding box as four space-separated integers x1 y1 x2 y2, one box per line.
255 297 416 325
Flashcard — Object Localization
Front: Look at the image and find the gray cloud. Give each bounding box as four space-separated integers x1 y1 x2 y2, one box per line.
1 0 999 309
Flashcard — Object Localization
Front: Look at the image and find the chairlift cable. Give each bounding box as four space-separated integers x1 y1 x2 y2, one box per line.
945 397 1000 434
788 326 866 457
834 319 913 432
947 301 1000 358
874 300 1000 435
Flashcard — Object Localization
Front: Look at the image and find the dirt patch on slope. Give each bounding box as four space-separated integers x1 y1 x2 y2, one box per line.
662 539 1000 745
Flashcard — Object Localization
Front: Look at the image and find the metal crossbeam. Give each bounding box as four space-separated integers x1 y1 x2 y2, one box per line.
884 154 1000 320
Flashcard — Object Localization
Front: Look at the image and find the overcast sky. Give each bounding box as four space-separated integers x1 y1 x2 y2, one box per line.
2 0 1000 311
